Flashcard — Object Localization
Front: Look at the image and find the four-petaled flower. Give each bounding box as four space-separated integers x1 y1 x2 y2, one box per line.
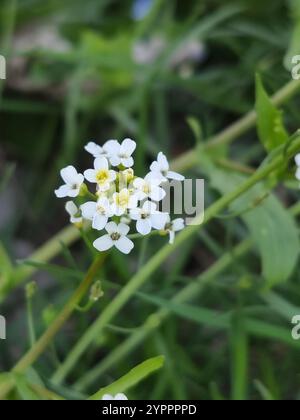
163 216 185 244
81 197 113 231
133 173 166 201
84 157 116 192
130 200 168 235
150 152 185 182
111 188 138 216
93 222 134 254
105 138 136 168
55 166 84 198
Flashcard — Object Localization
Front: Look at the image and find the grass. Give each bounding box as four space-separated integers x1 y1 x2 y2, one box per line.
1 0 300 400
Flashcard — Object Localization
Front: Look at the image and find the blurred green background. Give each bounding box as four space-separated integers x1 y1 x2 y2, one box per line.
1 0 300 400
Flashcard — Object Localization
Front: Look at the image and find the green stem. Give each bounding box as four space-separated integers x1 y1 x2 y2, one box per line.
51 136 300 385
0 253 107 400
1 79 299 303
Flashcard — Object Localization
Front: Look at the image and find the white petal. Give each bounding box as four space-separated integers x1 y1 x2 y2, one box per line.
75 174 84 186
114 393 128 400
117 223 130 236
151 212 169 230
80 202 97 220
172 218 185 232
101 394 114 400
157 152 169 171
296 167 300 181
115 236 134 254
65 201 78 217
150 161 160 173
85 142 103 157
121 138 136 156
143 200 157 213
93 235 114 252
55 185 71 198
295 154 300 167
150 186 166 201
137 219 152 235
109 170 117 182
84 169 97 183
60 166 78 184
121 157 134 168
130 208 142 220
105 221 118 234
128 195 138 209
133 177 145 189
92 214 108 231
145 172 163 185
167 171 185 181
104 139 120 155
109 155 121 167
94 157 108 171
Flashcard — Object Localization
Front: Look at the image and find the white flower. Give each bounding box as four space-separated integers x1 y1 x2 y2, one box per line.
55 166 84 198
65 201 82 225
111 188 138 216
295 154 300 181
150 152 185 182
130 201 168 235
105 138 136 168
133 173 166 202
163 217 185 244
85 141 108 158
101 393 128 400
84 157 116 192
81 197 113 231
93 222 134 254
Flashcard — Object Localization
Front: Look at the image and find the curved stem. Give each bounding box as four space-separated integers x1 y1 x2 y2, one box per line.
51 136 300 385
0 253 107 400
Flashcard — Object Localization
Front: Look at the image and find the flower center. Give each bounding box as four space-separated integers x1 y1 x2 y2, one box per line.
141 212 149 220
142 183 151 194
115 191 130 208
165 222 173 231
96 169 109 185
97 205 105 214
111 232 121 241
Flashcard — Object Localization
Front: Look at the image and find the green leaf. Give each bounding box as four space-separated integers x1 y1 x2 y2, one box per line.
0 243 13 296
88 356 165 400
255 75 289 151
209 168 299 286
13 373 41 400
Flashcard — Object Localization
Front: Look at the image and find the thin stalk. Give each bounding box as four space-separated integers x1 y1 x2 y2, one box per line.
0 254 107 400
52 136 300 384
1 79 299 302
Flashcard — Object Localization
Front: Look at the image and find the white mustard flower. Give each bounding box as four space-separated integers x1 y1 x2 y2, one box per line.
65 201 82 225
133 173 166 202
105 138 136 168
295 154 300 181
130 200 168 235
55 166 84 198
81 197 113 231
111 188 138 216
101 393 128 400
84 157 116 192
150 152 185 182
93 222 134 254
164 216 185 244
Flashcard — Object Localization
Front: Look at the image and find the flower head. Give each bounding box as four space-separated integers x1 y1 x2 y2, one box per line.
55 166 84 198
150 152 185 182
112 188 138 216
84 157 116 192
81 197 113 231
93 222 134 254
130 201 168 235
105 138 136 168
133 173 166 202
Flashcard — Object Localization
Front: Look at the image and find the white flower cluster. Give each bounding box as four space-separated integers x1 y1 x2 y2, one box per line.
55 138 185 254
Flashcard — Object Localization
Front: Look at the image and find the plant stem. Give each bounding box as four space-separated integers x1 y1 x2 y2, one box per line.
51 136 300 385
1 79 299 302
0 254 106 400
